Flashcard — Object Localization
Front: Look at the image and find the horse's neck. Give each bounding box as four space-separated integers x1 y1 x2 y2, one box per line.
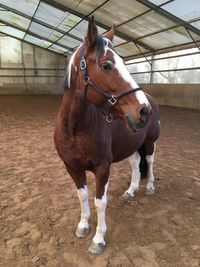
60 89 97 136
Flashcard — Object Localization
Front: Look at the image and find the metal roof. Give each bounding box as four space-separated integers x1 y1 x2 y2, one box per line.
0 0 200 60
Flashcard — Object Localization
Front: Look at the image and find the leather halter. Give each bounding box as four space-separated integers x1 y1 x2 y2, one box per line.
79 45 143 122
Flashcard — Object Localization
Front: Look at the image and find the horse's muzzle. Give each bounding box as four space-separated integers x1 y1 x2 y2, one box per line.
125 105 151 133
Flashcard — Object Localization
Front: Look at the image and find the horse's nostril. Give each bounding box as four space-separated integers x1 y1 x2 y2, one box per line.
139 106 150 121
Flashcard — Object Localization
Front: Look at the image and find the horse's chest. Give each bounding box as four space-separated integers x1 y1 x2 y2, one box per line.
63 133 109 168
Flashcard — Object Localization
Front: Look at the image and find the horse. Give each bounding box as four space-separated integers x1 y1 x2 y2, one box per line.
54 16 160 254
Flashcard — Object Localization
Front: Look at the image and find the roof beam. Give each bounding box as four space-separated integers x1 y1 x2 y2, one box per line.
42 0 155 52
136 0 200 36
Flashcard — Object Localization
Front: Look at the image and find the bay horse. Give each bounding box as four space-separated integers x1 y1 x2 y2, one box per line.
54 17 160 254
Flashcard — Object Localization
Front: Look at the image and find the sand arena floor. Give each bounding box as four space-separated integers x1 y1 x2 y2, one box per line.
0 95 200 267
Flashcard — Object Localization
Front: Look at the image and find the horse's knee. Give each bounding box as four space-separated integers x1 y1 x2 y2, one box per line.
95 197 107 211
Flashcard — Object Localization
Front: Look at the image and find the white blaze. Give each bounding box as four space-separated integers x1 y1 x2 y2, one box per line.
103 38 149 106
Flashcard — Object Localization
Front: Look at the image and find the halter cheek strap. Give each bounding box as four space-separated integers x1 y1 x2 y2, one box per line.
79 45 143 122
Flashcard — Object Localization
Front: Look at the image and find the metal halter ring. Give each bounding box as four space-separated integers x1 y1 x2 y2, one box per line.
80 58 87 70
104 113 113 123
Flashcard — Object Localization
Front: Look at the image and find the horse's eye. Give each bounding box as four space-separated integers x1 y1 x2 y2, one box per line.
101 62 113 71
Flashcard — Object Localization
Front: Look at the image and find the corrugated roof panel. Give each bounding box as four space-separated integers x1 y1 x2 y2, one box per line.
29 22 63 42
55 0 105 15
93 0 149 26
163 0 200 21
57 34 82 48
69 20 106 40
49 43 69 53
0 10 30 30
117 10 176 38
115 42 148 57
113 35 127 46
191 20 200 31
40 40 53 48
34 2 68 28
0 24 25 38
24 34 43 46
148 0 169 5
57 14 81 32
53 0 106 16
0 0 39 17
141 27 196 49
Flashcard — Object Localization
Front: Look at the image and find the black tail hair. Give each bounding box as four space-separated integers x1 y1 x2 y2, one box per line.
138 143 148 179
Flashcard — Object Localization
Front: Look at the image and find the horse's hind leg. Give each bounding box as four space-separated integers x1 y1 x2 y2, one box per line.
122 151 141 199
145 142 156 195
89 161 110 254
65 164 90 238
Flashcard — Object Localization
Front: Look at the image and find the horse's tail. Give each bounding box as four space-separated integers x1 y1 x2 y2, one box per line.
138 143 148 179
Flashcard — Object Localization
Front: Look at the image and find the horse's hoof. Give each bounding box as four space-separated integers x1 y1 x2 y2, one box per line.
88 242 105 254
75 227 89 238
146 187 155 195
122 191 134 199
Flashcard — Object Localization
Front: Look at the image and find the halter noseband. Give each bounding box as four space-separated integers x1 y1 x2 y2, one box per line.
79 45 143 123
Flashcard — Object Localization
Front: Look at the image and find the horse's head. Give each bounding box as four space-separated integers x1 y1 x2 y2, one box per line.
67 16 151 132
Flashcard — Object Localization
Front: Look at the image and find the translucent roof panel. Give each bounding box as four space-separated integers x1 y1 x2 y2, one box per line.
191 20 200 31
49 44 69 54
115 43 148 58
0 0 39 17
113 36 127 46
57 14 82 32
93 0 149 27
0 10 30 30
54 0 106 16
57 35 82 48
35 2 80 31
163 0 200 22
0 24 25 39
141 27 196 49
24 34 43 46
117 10 176 39
148 0 170 5
40 40 53 48
69 20 106 40
29 22 63 42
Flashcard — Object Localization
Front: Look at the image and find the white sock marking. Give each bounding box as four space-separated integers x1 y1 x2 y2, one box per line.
93 182 108 245
124 152 141 197
77 186 90 229
146 144 156 192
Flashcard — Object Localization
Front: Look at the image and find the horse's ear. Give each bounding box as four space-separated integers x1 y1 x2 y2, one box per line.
104 26 115 42
85 16 98 49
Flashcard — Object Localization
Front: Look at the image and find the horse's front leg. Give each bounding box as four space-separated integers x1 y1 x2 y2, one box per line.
146 143 156 195
88 162 110 254
65 165 90 238
123 151 141 199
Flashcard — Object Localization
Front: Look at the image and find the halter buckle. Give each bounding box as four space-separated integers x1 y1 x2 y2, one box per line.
108 96 117 106
80 58 87 70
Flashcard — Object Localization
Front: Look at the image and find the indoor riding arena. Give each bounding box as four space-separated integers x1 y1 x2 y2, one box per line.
0 1 200 266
